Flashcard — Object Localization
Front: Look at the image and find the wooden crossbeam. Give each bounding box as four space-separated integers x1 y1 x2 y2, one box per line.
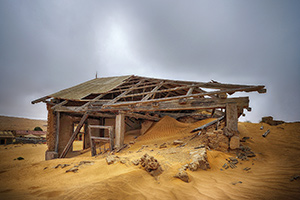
126 112 160 121
94 97 249 112
141 81 164 101
59 112 89 158
105 80 144 105
51 100 68 110
102 86 262 108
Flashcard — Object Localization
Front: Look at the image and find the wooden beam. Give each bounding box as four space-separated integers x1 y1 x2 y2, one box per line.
51 100 68 110
126 112 160 121
141 81 164 101
31 96 50 104
59 112 89 158
94 97 249 112
115 112 125 149
106 80 144 105
102 86 258 108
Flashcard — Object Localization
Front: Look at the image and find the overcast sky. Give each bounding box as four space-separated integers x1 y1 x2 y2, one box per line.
0 0 299 122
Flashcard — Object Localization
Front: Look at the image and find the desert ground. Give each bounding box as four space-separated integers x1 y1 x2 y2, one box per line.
0 115 47 131
0 117 300 200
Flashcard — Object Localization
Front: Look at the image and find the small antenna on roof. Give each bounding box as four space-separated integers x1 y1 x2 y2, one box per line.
95 71 98 79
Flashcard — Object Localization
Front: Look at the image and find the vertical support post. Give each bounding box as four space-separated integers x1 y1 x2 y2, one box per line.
224 102 238 137
109 126 114 151
115 111 125 149
88 125 96 156
55 112 60 153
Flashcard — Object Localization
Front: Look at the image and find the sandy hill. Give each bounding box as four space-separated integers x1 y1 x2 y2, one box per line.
0 115 47 131
0 119 299 199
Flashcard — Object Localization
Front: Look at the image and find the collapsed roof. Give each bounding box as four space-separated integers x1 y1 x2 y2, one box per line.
32 75 266 120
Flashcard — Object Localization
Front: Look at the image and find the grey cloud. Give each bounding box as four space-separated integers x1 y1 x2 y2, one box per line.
0 0 299 122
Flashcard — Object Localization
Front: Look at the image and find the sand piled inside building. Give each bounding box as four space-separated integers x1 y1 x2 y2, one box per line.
0 120 300 200
139 116 217 141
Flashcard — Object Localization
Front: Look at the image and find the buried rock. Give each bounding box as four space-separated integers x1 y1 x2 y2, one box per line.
66 167 79 173
174 169 189 183
188 149 210 171
106 155 119 165
140 154 163 176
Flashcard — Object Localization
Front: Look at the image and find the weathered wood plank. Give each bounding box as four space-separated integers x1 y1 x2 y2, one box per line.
93 97 249 112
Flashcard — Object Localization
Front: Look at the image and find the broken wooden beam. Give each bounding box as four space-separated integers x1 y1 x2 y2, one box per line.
191 116 225 133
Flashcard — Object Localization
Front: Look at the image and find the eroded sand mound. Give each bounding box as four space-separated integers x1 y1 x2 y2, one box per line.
139 116 216 141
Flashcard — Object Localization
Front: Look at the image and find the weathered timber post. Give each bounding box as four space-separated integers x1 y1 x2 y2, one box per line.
224 102 238 137
115 111 125 149
55 111 60 152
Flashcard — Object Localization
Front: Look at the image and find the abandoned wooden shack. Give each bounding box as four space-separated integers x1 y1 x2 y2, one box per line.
31 75 266 160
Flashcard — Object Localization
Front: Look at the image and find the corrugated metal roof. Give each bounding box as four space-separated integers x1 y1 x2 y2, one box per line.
49 75 131 101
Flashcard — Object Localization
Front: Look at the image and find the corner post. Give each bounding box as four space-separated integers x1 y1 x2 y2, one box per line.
115 111 125 149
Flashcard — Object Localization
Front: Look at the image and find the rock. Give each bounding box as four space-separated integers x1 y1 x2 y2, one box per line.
159 143 167 149
140 154 163 176
232 181 242 185
106 155 118 165
129 141 135 145
290 175 300 182
120 159 127 164
61 164 70 168
131 159 140 166
173 140 184 145
188 149 210 171
174 169 189 183
240 137 250 142
206 131 229 152
188 162 198 171
54 164 62 169
261 116 284 126
79 161 94 165
230 136 240 150
66 167 78 173
181 164 189 171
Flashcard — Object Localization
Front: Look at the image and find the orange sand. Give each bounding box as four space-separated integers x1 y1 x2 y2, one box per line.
139 116 216 141
0 120 300 200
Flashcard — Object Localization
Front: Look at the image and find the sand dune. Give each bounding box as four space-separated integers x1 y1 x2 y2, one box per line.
0 119 299 200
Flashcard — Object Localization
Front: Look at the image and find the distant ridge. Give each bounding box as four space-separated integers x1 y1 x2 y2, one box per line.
0 115 47 131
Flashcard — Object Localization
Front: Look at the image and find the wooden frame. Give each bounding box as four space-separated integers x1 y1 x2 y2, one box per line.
88 125 114 156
